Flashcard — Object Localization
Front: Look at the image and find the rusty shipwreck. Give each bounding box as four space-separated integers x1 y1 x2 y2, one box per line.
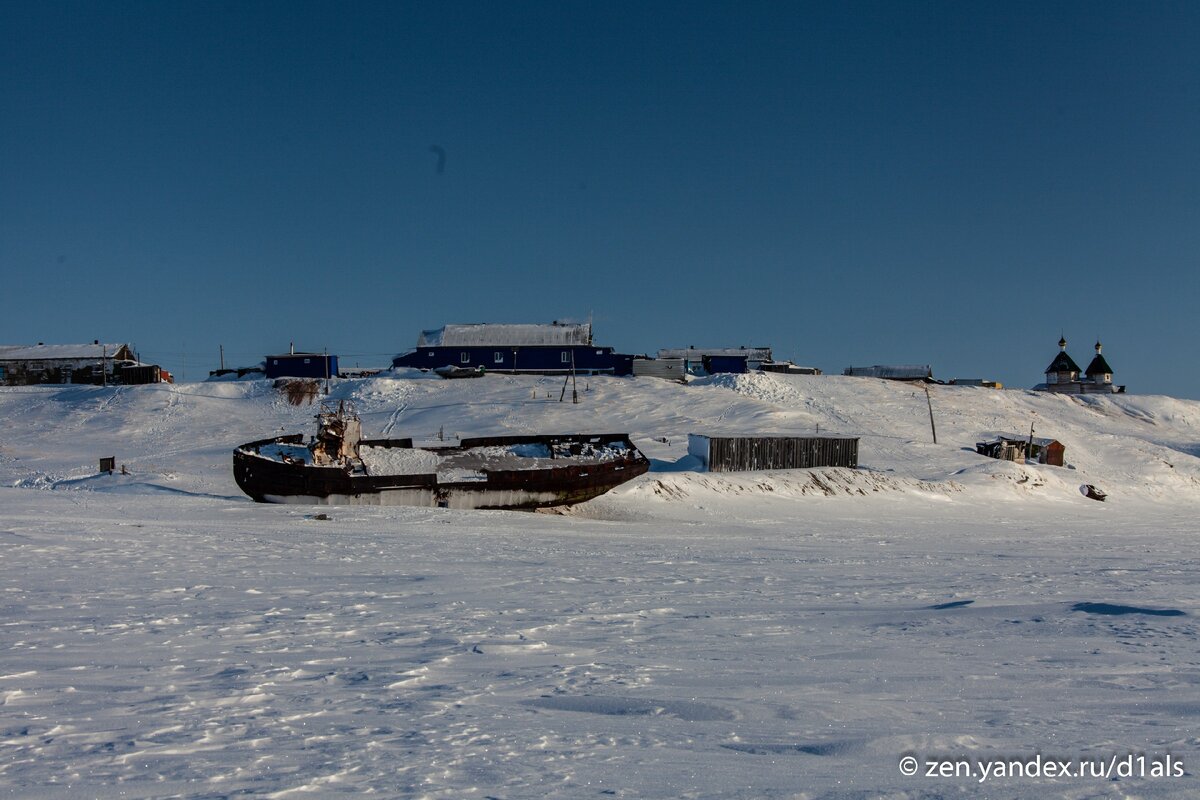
233 403 650 509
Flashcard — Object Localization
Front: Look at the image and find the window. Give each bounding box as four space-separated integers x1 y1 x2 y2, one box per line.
494 352 504 363
460 352 470 363
561 351 570 363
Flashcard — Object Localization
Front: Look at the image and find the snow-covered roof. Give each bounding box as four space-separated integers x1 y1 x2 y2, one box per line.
417 323 592 347
983 433 1063 447
658 347 773 360
0 343 130 361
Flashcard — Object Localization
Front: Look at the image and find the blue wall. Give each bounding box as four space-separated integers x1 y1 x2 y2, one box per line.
393 346 633 375
264 354 338 379
703 355 749 374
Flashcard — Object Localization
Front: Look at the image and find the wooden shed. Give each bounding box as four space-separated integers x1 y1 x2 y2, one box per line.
688 434 859 472
976 435 1066 467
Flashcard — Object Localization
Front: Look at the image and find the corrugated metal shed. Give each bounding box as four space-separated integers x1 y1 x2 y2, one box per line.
759 362 821 375
117 364 162 384
418 323 592 347
632 357 686 381
843 365 933 381
688 434 859 472
659 346 772 362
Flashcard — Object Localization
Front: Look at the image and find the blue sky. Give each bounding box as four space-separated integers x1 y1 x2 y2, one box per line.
2 1 1197 395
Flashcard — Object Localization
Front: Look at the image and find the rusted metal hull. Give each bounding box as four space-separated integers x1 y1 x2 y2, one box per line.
233 433 649 510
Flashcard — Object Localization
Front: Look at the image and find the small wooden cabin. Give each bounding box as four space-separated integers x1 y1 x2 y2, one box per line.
688 434 859 472
976 435 1065 467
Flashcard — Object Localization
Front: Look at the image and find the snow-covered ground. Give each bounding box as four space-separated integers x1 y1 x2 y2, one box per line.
2 373 1198 798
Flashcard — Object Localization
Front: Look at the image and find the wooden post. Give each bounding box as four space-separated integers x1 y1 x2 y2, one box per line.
571 350 579 404
924 383 937 444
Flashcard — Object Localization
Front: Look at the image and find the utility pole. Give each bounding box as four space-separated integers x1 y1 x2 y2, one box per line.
924 383 937 444
571 350 579 404
560 350 580 403
219 344 225 372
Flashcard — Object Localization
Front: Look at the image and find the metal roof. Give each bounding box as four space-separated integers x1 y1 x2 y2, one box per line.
417 323 592 347
658 347 772 360
1085 353 1114 376
842 365 932 380
1045 351 1083 374
0 343 130 361
983 433 1063 447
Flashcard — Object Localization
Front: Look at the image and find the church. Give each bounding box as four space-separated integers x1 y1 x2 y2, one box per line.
1035 336 1125 394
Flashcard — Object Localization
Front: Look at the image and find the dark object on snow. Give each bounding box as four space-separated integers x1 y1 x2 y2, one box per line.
234 402 649 510
99 457 115 475
1072 602 1183 617
1081 484 1107 501
928 600 974 610
433 364 486 379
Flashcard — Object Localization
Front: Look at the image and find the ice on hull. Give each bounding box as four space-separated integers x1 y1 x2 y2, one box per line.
265 487 573 509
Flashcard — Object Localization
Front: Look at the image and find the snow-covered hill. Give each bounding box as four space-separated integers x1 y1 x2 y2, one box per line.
2 374 1198 798
3 371 1198 507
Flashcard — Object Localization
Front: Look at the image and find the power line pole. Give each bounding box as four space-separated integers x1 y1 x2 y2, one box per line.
924 383 937 444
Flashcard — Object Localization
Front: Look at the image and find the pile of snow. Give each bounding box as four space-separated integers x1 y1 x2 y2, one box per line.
359 444 441 476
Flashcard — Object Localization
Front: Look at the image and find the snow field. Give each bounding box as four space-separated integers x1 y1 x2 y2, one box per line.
2 372 1199 797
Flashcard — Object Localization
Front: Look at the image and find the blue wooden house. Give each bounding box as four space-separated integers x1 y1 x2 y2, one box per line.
391 322 634 375
264 350 338 379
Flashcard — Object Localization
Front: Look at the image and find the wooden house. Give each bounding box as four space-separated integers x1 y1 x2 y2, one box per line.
264 349 338 380
0 341 139 385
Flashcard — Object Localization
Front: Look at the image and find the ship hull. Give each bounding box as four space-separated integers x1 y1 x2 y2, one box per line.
234 433 649 510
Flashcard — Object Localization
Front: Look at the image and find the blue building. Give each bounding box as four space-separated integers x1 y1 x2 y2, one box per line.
658 346 773 376
264 351 338 379
392 322 634 376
